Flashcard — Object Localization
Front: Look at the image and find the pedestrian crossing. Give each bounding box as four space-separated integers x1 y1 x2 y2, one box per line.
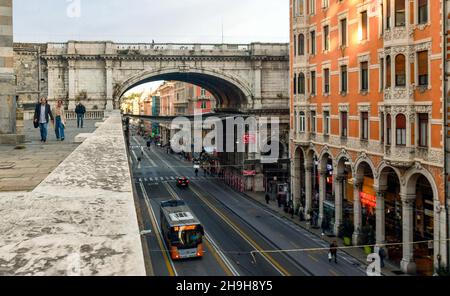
135 176 217 184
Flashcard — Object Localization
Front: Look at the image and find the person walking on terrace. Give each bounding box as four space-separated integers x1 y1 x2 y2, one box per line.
54 99 66 141
75 102 86 128
33 97 54 143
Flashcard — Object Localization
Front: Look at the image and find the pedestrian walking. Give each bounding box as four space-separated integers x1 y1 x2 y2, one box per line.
54 99 66 141
33 97 54 143
147 140 151 150
265 193 271 205
195 168 199 177
75 102 86 128
329 241 338 264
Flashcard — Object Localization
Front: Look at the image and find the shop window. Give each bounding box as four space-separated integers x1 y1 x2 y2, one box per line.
395 54 406 87
341 111 348 138
361 112 369 140
395 0 406 27
396 114 407 146
386 114 392 145
386 55 392 88
340 65 348 93
299 34 305 56
418 113 429 148
361 62 369 92
418 0 428 24
298 73 306 94
417 51 428 87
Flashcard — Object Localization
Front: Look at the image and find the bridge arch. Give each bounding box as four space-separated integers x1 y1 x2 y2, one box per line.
116 67 253 112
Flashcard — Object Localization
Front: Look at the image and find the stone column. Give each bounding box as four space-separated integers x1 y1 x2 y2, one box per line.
318 170 327 226
68 59 76 110
400 193 417 274
334 175 344 236
0 0 23 144
105 59 114 111
375 189 387 247
291 158 301 210
304 164 313 216
353 179 363 245
252 60 262 110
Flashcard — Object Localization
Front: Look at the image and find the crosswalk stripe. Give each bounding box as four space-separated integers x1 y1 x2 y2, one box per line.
150 178 154 181
170 177 175 180
160 177 164 181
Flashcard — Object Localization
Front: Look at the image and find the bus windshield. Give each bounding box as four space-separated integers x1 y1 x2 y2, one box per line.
170 226 204 249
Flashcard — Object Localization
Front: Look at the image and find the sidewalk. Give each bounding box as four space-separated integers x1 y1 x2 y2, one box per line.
0 120 100 192
242 191 405 276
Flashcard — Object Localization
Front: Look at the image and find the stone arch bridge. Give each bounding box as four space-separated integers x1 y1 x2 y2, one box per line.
15 41 289 114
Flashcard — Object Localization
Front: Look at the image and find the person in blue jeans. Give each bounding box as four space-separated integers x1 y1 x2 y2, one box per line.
75 102 86 128
54 99 66 141
33 97 54 143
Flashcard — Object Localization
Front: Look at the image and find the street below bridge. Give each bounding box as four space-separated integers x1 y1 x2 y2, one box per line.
129 133 367 276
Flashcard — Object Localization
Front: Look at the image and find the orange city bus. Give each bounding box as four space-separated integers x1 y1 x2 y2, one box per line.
160 200 205 260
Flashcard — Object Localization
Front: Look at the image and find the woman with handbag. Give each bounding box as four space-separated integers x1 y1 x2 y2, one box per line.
54 99 66 141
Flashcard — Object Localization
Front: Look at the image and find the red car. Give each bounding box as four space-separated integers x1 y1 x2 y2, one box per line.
177 177 190 188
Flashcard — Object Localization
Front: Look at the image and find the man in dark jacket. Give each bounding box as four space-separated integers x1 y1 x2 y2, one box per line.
75 102 86 128
34 97 54 143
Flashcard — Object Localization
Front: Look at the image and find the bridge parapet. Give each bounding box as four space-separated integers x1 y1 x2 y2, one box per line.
45 41 288 58
0 111 146 276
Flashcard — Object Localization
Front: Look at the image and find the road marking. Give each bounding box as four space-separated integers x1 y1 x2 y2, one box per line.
308 254 319 263
204 233 239 277
139 182 177 277
190 185 291 276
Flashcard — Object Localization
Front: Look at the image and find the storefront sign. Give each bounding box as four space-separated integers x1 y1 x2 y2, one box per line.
243 170 256 176
360 192 377 208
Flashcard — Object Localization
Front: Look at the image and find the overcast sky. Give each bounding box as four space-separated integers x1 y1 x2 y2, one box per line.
14 0 289 44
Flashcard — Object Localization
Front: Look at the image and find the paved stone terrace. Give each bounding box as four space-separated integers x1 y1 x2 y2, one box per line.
0 120 99 192
0 112 146 276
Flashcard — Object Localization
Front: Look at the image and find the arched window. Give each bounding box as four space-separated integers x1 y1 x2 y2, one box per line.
299 73 305 94
396 114 406 146
386 114 392 145
395 54 406 87
294 74 297 95
386 55 392 88
299 34 305 56
395 0 406 27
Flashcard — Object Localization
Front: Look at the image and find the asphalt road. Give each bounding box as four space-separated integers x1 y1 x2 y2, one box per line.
129 134 367 276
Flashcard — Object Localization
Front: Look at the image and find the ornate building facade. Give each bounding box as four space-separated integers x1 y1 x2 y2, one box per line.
290 0 448 275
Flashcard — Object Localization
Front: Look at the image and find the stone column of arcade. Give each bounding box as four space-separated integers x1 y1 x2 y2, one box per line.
353 179 363 245
304 163 313 217
401 193 417 274
0 0 23 144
